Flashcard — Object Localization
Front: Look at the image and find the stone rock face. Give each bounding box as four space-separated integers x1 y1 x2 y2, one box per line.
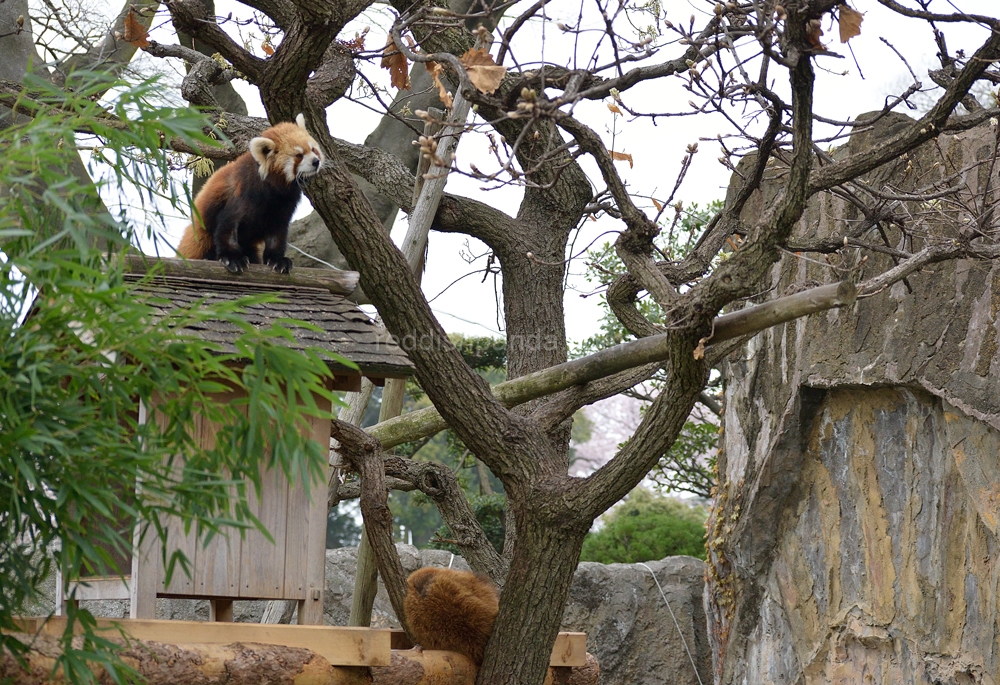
561 557 711 685
708 114 1000 684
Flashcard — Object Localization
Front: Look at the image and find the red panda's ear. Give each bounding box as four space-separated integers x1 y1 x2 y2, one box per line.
295 113 306 129
249 137 275 179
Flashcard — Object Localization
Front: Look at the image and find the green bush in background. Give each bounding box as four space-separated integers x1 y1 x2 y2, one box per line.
580 488 707 563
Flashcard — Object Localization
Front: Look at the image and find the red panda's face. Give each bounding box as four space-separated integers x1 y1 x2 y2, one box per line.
249 115 324 185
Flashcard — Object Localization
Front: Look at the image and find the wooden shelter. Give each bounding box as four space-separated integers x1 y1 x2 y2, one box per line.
57 255 414 625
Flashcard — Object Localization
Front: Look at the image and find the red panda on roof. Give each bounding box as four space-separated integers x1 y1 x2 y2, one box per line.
177 114 323 274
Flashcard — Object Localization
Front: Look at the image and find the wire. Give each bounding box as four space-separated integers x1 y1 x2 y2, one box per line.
287 242 342 270
637 562 705 685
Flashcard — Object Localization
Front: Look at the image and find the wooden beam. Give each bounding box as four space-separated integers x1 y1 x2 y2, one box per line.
368 280 858 450
709 280 857 343
389 630 587 667
65 577 131 602
116 254 360 296
17 617 391 667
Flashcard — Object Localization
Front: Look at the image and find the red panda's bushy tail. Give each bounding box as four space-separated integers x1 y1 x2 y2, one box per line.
177 222 212 259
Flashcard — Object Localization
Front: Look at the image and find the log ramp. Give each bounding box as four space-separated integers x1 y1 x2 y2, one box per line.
3 619 598 685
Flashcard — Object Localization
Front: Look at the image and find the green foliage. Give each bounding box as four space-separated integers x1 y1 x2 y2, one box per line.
429 493 506 555
580 488 707 563
326 504 362 548
649 420 718 499
451 333 506 370
0 72 337 684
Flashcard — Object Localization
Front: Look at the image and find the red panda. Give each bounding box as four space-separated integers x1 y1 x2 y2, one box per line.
176 114 323 274
403 567 500 667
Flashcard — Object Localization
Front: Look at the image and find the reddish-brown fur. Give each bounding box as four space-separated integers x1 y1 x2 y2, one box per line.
176 115 323 273
404 567 500 667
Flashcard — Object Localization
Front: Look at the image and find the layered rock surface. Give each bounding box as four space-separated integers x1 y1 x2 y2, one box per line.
708 113 1000 683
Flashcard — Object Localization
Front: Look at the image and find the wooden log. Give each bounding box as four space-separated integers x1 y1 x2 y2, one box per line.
1 634 599 685
372 649 599 685
116 253 360 296
0 632 372 685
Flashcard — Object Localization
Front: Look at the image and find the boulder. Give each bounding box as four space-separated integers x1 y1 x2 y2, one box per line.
562 557 711 685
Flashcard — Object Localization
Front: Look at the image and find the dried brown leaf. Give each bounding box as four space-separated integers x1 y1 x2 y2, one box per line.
607 102 623 115
381 35 410 91
459 47 507 94
838 5 863 43
123 8 150 49
805 19 824 49
261 42 274 56
651 197 663 211
342 26 369 52
609 150 633 168
693 337 707 360
425 60 454 109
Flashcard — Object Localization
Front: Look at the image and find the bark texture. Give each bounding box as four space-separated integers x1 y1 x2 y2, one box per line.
707 113 1000 683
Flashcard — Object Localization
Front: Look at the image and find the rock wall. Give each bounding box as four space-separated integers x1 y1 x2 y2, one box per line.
563 557 711 685
708 114 1000 683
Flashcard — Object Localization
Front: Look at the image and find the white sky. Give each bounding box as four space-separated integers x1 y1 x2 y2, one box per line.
114 0 997 345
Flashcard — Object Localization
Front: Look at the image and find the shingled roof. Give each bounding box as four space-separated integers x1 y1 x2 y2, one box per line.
122 255 414 381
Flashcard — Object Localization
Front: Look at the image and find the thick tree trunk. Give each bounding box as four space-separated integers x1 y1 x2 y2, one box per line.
477 512 589 685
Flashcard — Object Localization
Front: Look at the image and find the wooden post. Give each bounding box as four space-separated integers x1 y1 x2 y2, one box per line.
348 526 380 626
209 600 233 622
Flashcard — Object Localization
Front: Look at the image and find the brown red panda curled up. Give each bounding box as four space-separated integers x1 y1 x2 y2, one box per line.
176 113 323 274
403 567 500 667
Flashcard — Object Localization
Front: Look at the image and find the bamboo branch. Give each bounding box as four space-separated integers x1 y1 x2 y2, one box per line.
365 280 857 449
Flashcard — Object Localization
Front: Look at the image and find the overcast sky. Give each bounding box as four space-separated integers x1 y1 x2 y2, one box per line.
119 0 997 345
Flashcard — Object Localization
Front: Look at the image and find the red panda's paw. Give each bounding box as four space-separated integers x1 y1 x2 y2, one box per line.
220 254 251 273
266 257 293 274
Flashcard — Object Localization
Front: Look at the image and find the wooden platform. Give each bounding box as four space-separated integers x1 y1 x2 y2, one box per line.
14 618 587 668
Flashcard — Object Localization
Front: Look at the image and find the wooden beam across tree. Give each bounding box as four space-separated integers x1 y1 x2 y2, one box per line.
365 280 858 450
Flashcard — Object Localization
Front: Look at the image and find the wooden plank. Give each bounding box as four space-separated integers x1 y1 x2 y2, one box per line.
550 632 587 667
282 447 311 603
154 399 198 596
192 393 243 598
332 375 362 392
298 391 333 624
209 600 233 622
21 617 391 667
240 462 289 599
132 399 161 619
66 577 131 602
388 630 587 667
